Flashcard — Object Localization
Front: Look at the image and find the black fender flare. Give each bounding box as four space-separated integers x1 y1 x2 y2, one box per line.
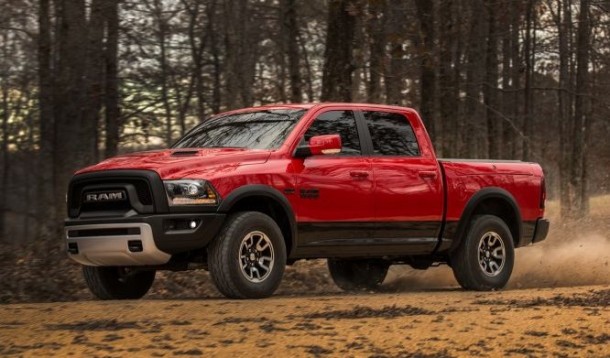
449 187 523 252
217 184 297 256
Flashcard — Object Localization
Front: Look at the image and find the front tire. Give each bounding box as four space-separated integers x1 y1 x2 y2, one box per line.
328 259 389 291
208 212 286 299
83 266 156 300
451 215 515 291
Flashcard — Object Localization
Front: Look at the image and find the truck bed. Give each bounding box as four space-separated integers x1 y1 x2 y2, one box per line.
439 159 545 237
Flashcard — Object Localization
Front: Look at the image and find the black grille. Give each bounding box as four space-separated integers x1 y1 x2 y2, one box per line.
68 173 158 218
80 198 132 213
69 178 152 210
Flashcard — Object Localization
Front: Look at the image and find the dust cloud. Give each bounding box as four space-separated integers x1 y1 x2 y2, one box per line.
510 233 610 289
384 221 610 291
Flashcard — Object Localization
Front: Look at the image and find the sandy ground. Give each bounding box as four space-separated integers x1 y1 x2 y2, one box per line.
0 285 608 357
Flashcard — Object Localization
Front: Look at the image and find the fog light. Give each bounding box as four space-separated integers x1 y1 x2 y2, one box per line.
189 220 197 229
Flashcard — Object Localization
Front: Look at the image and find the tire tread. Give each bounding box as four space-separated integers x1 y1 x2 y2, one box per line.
83 266 155 300
208 212 286 299
451 215 514 291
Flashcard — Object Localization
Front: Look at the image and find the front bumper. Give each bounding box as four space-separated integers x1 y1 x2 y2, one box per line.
65 213 226 266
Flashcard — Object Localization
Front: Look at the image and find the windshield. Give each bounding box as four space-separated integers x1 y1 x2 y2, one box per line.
172 109 306 150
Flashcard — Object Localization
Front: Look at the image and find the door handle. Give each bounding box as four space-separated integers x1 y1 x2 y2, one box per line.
419 171 438 179
350 171 370 179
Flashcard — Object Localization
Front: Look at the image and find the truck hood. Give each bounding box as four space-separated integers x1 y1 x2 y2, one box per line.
77 148 272 179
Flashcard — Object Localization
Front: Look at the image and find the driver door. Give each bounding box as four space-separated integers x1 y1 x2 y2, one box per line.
292 109 374 256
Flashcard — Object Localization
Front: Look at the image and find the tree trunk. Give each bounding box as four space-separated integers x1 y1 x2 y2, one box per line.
298 31 316 102
104 0 120 158
557 0 573 217
85 0 105 162
484 0 500 159
414 0 436 143
351 10 366 102
0 82 8 238
207 0 221 114
500 0 512 160
464 0 488 158
522 0 535 160
223 0 256 108
37 0 57 237
367 0 386 103
439 0 459 156
184 1 206 122
283 0 302 103
321 0 355 102
54 0 89 220
570 0 592 217
509 0 522 158
223 0 238 109
453 1 465 157
384 0 407 105
277 0 288 105
152 0 173 146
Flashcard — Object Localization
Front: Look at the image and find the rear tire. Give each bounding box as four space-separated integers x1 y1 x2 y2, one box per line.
451 215 515 291
83 266 156 300
208 212 286 299
328 259 389 291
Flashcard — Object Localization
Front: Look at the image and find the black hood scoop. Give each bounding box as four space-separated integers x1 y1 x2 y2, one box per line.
171 150 199 157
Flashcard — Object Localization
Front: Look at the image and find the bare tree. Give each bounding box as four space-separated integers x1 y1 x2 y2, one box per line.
556 0 573 217
438 0 459 156
148 0 176 146
85 0 105 161
321 0 355 102
1 62 8 237
54 0 90 219
367 0 386 103
37 0 57 237
384 0 407 105
522 0 536 160
414 0 436 143
464 0 488 157
484 0 501 158
104 0 120 158
223 0 258 108
207 0 221 114
282 0 302 103
569 0 592 217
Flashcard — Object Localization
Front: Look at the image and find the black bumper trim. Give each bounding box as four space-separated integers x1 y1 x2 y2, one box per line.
532 218 550 243
65 213 226 254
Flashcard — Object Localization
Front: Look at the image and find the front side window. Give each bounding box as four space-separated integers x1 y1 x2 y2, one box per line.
173 109 306 149
303 110 361 155
363 111 420 156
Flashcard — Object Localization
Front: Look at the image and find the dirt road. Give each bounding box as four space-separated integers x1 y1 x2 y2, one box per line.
0 285 608 357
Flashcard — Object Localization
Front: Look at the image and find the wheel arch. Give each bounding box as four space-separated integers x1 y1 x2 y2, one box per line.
450 188 523 252
217 185 297 257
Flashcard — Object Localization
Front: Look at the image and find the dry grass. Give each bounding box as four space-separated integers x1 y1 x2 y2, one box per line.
546 194 610 221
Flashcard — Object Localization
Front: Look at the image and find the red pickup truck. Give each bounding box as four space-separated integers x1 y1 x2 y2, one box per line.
65 103 549 299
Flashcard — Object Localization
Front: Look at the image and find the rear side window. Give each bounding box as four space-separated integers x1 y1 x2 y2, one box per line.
303 110 361 155
363 111 420 156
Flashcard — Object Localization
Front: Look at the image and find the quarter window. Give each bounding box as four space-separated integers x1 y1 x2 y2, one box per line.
363 111 420 156
303 110 361 155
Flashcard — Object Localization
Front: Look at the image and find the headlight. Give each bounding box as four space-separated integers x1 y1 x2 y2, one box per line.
164 180 219 206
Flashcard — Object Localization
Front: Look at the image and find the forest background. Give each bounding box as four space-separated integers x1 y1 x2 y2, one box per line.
0 0 609 302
